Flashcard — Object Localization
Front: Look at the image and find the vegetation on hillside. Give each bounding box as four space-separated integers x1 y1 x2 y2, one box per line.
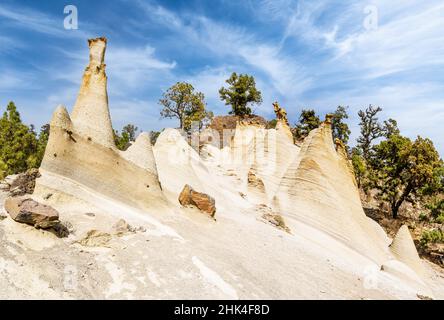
0 102 47 179
159 82 213 133
1 73 442 228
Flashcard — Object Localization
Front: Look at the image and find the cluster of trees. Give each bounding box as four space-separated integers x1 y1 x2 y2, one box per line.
0 102 48 179
114 124 138 151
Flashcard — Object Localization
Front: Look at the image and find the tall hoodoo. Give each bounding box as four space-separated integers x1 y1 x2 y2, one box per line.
35 37 168 213
71 37 114 147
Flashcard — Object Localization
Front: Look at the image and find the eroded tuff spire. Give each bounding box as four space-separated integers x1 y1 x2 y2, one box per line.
390 225 428 278
71 37 114 147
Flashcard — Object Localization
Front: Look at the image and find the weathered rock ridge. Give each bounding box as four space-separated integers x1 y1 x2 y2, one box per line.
0 37 442 299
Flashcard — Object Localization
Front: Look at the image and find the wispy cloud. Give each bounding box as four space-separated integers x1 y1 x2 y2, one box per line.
107 46 176 91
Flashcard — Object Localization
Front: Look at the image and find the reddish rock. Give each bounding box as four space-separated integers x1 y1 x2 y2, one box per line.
248 170 265 190
178 184 216 217
4 196 59 229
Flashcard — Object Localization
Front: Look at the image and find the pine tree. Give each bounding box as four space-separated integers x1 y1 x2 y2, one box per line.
219 73 262 116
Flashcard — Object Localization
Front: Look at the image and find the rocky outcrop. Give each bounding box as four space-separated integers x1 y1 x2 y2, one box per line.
248 170 265 189
208 115 267 148
274 116 390 264
4 196 59 229
33 38 169 213
78 230 112 247
390 225 428 278
179 184 216 216
70 37 114 147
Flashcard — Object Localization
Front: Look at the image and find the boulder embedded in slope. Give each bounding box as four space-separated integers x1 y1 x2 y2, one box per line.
179 184 216 217
4 196 59 229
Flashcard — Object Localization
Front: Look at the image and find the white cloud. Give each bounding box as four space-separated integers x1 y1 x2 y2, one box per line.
0 70 33 91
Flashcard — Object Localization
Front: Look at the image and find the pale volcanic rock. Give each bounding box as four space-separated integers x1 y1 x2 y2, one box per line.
179 184 216 217
70 37 114 148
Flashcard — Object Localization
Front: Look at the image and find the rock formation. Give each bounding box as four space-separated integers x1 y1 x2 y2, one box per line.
272 101 289 126
390 225 428 278
0 168 40 196
178 184 216 216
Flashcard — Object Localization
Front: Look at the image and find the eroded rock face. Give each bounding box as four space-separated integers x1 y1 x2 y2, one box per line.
4 196 59 229
179 184 216 216
34 37 168 213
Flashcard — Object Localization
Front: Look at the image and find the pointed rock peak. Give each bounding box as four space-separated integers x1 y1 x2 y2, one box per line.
50 105 72 129
123 132 158 174
71 37 114 148
391 225 416 251
324 114 333 124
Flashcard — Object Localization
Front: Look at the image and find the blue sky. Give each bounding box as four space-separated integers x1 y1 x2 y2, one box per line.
0 0 443 155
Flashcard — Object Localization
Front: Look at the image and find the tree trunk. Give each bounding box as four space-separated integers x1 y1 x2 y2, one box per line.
391 184 413 219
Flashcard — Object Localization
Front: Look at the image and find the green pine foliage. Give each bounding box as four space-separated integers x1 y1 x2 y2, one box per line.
0 102 46 178
160 82 212 133
114 124 139 151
